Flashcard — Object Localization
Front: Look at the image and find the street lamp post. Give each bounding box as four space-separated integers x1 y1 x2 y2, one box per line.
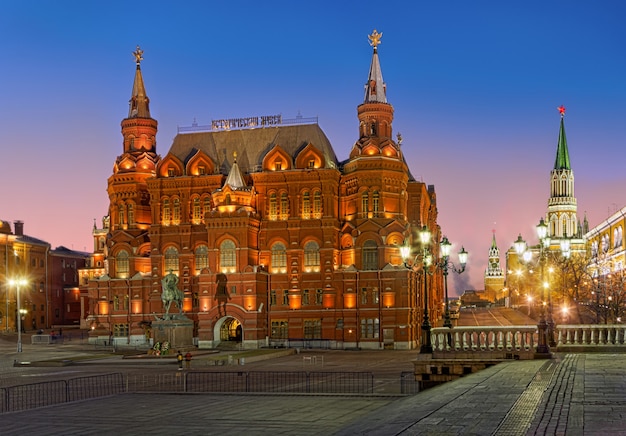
401 226 433 354
514 219 552 356
535 218 552 353
439 237 468 329
402 229 469 353
9 278 27 352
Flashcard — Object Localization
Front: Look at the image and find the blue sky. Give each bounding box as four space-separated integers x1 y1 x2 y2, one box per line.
1 1 625 293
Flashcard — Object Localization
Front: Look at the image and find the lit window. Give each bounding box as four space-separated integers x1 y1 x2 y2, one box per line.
173 198 181 224
162 199 171 224
304 241 320 272
280 192 289 220
220 240 236 273
164 247 179 275
195 245 208 272
116 250 129 278
269 193 277 220
313 191 322 218
192 198 202 223
302 191 310 219
271 243 287 273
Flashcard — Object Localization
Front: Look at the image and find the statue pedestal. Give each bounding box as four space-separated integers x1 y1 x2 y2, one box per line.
152 315 194 349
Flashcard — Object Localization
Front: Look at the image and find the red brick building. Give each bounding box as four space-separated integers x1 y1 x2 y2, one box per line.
82 33 443 350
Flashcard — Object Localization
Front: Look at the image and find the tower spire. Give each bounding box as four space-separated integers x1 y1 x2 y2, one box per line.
363 30 387 104
554 105 571 170
128 45 151 118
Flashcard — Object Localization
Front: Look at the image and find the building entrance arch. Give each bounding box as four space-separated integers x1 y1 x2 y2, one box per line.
214 316 242 345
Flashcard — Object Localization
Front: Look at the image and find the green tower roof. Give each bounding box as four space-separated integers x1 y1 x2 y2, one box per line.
554 107 571 170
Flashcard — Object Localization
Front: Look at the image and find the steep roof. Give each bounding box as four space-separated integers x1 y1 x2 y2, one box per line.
554 106 571 170
168 123 339 174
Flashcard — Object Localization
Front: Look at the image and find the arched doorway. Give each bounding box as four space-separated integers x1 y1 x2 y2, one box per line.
218 317 242 343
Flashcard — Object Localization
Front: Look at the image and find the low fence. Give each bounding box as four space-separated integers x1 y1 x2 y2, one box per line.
431 326 538 353
0 373 124 413
557 325 626 346
1 371 376 413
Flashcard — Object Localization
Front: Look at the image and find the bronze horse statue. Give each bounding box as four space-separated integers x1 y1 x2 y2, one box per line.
161 271 184 319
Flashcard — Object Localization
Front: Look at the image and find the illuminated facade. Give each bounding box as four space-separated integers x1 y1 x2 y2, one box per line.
83 33 443 350
0 220 86 331
484 232 504 303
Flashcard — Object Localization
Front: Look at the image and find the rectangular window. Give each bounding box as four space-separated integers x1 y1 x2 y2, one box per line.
271 320 288 339
302 289 309 305
283 290 289 305
270 290 276 306
231 285 237 295
373 288 379 304
304 319 321 339
360 318 379 339
361 288 368 305
316 289 323 305
113 323 129 337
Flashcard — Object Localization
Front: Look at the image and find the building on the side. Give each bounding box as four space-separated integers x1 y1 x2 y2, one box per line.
81 32 444 350
484 231 505 304
0 220 87 331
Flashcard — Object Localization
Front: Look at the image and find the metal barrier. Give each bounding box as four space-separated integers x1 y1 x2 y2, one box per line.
1 371 380 413
1 373 124 413
400 371 420 395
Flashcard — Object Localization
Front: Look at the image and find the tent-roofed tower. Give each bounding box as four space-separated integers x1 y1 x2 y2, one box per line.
106 46 159 274
547 106 578 239
484 231 505 304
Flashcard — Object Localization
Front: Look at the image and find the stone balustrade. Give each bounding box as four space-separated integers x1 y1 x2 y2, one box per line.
557 324 626 347
431 326 538 353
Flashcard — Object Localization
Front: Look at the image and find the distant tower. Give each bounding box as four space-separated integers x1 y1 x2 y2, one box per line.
547 106 578 239
484 231 504 303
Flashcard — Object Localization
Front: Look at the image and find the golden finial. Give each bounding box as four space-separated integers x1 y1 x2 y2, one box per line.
133 45 144 65
368 29 382 48
233 151 237 162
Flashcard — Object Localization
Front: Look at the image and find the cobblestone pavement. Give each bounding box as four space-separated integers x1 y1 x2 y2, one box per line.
1 334 626 435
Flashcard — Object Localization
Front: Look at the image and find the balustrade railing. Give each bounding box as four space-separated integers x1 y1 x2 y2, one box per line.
556 325 626 346
431 326 538 352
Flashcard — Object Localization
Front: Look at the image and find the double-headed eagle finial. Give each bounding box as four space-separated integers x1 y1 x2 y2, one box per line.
133 45 144 65
368 29 382 48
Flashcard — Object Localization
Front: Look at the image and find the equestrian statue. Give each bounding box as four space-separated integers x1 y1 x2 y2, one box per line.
161 271 184 319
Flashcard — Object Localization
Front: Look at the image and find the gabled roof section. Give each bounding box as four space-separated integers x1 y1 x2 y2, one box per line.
364 30 387 103
168 124 338 175
554 106 571 170
128 46 151 119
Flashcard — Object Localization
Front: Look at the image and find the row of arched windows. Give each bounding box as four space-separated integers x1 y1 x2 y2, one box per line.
113 239 380 278
361 191 380 216
116 202 135 228
268 191 323 221
162 196 213 226
591 227 623 258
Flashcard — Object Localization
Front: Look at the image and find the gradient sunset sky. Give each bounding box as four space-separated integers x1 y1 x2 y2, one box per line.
1 1 624 294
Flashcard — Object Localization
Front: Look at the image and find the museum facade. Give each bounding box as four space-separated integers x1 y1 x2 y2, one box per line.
80 33 443 350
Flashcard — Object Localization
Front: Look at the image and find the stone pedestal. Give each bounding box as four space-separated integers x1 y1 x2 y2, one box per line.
152 315 194 349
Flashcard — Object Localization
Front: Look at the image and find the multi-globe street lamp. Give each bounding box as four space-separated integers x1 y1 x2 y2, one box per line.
514 217 552 355
401 226 433 354
402 228 468 353
439 237 468 329
8 277 27 352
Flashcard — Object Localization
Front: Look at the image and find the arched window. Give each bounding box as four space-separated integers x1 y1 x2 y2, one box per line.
118 204 125 227
361 192 369 217
173 198 181 224
195 245 209 272
127 203 134 227
192 198 202 224
164 247 179 274
203 197 211 221
591 241 598 258
373 191 379 216
362 240 378 270
302 191 310 219
304 241 320 272
601 235 609 254
116 250 129 278
280 192 289 220
220 240 236 273
162 198 171 224
269 193 277 220
313 191 322 218
271 242 287 273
